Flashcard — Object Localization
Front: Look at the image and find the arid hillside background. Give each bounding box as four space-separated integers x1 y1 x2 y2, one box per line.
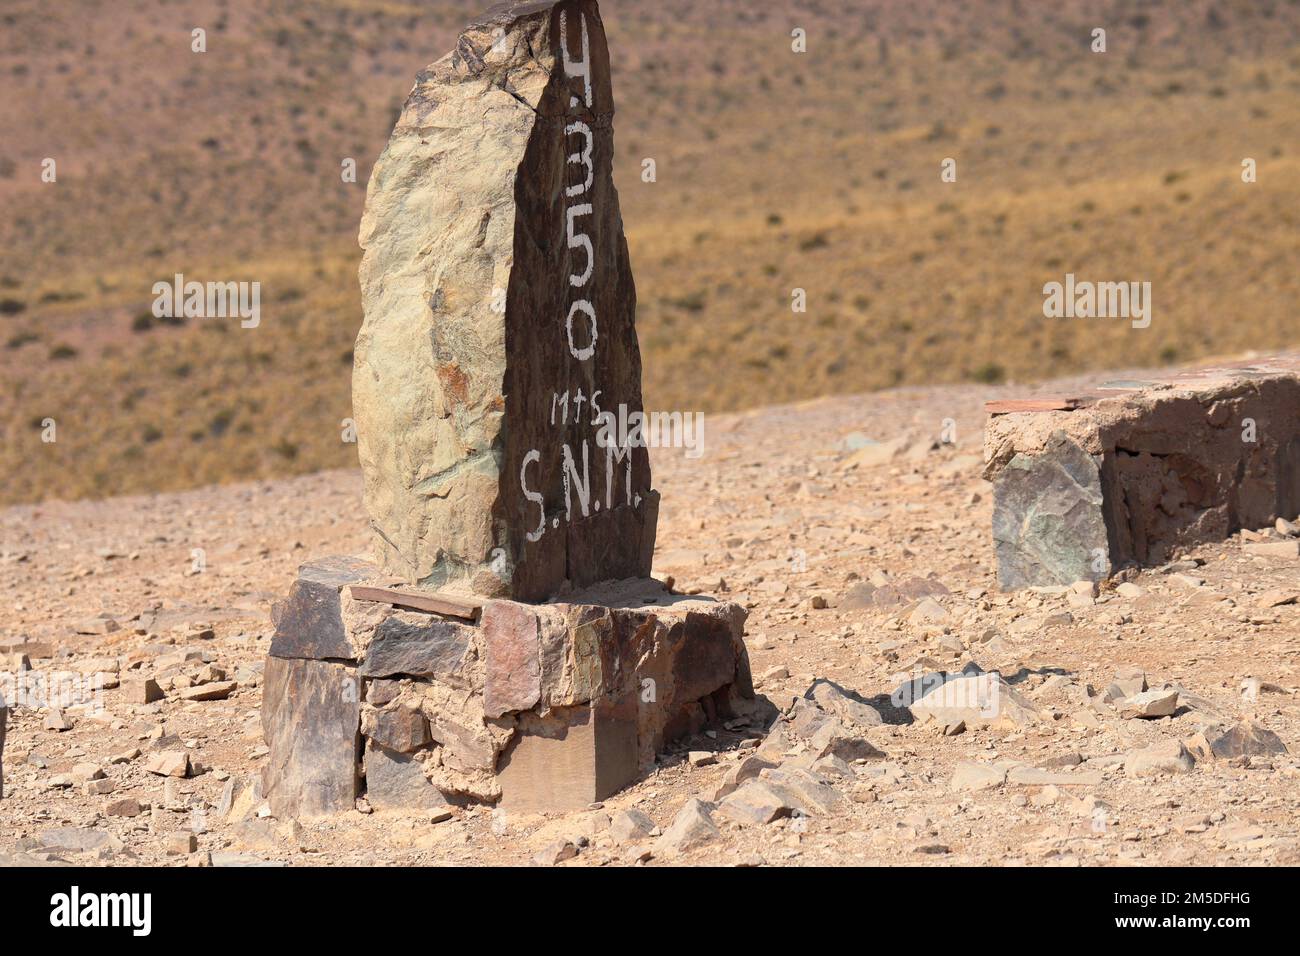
1 0 1298 504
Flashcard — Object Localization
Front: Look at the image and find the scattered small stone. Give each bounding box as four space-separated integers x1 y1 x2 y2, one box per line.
121 676 164 704
1112 668 1147 696
74 615 120 635
42 710 73 732
1209 721 1289 759
718 779 797 826
911 671 1040 730
143 751 190 778
609 809 655 845
1066 589 1094 608
532 840 578 866
1041 751 1083 768
105 798 142 817
687 751 717 768
654 799 720 857
1119 688 1179 719
1256 589 1298 608
39 827 123 856
1244 540 1299 558
951 762 1006 792
1124 739 1196 777
805 678 884 728
177 680 237 701
713 754 779 801
1031 785 1061 807
165 831 198 856
909 597 948 624
1006 766 1104 786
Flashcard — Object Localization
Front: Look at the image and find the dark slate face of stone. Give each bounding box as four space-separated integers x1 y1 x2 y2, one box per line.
992 433 1110 589
669 609 742 706
361 704 432 753
359 615 473 679
1210 722 1289 759
366 678 402 705
269 556 375 661
261 656 361 818
497 0 656 602
363 743 450 811
592 691 639 798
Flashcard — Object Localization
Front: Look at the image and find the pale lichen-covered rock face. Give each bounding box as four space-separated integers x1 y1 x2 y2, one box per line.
355 0 656 601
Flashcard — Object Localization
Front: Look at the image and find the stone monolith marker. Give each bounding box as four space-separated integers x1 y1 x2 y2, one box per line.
260 1 760 819
355 0 656 602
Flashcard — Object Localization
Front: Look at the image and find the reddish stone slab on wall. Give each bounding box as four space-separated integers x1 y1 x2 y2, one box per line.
984 353 1300 588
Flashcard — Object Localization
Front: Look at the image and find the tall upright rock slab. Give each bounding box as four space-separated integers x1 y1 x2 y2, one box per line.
355 0 656 602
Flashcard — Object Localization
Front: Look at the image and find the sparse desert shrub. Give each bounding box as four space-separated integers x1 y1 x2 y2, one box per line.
209 408 234 437
39 290 84 303
666 291 707 313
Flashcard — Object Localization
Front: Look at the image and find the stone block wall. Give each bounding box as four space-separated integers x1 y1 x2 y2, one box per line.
985 354 1300 588
261 557 755 816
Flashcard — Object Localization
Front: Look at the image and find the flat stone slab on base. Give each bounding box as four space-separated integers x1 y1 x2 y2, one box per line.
984 353 1300 588
262 557 755 816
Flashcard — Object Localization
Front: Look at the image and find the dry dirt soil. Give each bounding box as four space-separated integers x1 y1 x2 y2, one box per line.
2 366 1298 866
2 0 1299 503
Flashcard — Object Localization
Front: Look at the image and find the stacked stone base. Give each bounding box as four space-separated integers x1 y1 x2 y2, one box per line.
261 557 755 817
